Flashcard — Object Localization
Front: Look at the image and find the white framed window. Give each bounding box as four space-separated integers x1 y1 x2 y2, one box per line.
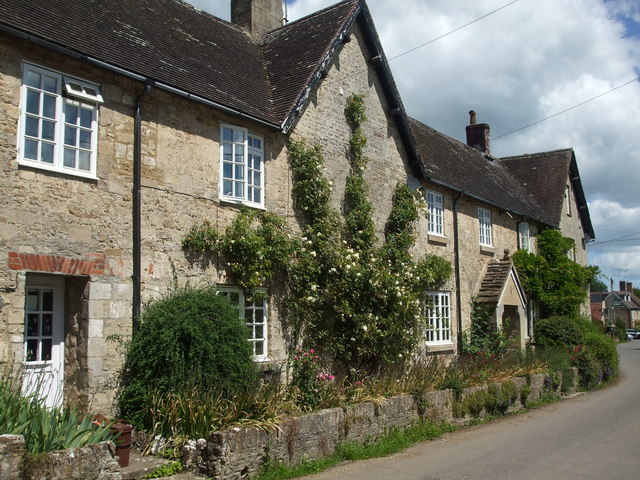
478 207 492 246
220 124 264 207
565 185 572 216
18 63 102 179
218 287 268 361
518 222 531 252
426 190 444 236
424 291 451 345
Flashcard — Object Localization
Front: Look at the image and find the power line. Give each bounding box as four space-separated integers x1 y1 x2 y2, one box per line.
492 76 640 140
590 231 640 247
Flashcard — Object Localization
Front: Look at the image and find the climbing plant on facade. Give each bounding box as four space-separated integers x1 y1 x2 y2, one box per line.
512 229 595 317
183 93 451 376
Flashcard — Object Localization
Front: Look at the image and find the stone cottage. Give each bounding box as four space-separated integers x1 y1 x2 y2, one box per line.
0 0 594 413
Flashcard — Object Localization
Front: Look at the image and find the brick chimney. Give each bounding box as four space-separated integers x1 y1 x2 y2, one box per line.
465 110 491 155
231 0 284 43
619 280 633 292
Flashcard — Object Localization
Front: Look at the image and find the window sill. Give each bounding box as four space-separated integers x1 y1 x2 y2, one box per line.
219 197 266 211
425 342 455 353
18 160 98 181
428 234 449 246
480 245 495 255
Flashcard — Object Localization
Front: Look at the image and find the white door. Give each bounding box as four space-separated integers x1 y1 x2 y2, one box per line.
22 276 64 408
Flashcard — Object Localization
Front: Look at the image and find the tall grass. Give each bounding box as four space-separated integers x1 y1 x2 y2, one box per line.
0 368 117 454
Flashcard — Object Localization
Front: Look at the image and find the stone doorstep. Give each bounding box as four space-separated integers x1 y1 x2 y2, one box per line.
120 451 170 480
120 452 207 480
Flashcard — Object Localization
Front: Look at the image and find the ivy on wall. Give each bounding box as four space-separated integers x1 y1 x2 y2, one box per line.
183 94 451 375
512 229 596 318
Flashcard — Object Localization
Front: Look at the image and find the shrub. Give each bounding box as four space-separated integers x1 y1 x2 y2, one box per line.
582 331 618 380
118 287 258 427
534 316 584 348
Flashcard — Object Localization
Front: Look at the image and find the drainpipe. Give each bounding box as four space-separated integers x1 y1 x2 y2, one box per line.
132 83 153 332
516 216 525 250
452 191 464 354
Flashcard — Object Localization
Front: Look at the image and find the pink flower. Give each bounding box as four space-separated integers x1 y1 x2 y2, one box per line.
309 349 315 354
294 355 299 360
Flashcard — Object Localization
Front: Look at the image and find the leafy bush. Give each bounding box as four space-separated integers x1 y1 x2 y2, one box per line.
534 316 584 348
118 287 258 427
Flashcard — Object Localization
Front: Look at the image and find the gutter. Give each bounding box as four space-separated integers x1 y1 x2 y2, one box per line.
132 83 153 332
452 191 465 354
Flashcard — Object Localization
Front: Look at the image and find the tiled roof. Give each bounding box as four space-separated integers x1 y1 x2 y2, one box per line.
500 150 595 239
499 150 572 227
264 0 360 124
477 258 514 304
408 118 551 224
0 0 360 127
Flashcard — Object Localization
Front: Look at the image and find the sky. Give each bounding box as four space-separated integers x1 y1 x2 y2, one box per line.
188 0 640 290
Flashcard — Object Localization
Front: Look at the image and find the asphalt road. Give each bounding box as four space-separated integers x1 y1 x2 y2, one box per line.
304 341 640 480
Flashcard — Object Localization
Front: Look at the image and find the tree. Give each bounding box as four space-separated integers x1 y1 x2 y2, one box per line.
590 274 608 292
513 229 595 317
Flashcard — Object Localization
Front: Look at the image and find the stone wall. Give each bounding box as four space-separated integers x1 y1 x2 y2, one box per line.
186 372 576 480
0 436 121 480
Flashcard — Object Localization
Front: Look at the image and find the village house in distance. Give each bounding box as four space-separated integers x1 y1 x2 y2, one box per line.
0 0 594 413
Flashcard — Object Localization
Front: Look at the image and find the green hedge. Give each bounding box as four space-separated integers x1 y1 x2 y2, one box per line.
118 287 258 427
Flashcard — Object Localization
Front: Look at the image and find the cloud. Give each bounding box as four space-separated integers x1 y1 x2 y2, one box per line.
186 0 640 285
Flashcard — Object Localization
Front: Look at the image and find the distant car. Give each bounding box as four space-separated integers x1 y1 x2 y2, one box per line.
625 329 639 340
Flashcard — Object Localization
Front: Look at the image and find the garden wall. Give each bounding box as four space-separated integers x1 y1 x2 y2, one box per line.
0 436 121 480
186 371 577 480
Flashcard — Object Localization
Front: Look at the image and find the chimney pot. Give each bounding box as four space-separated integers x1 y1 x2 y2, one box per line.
627 281 633 292
469 110 477 125
620 280 626 292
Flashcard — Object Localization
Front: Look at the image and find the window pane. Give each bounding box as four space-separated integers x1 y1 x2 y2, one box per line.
41 339 52 361
233 129 244 143
41 143 54 163
254 324 264 339
42 120 55 141
26 339 38 362
42 314 53 336
65 105 78 124
26 90 40 115
235 146 244 163
65 126 77 146
254 341 264 356
26 70 40 88
25 117 39 138
223 180 233 196
235 182 244 198
223 127 233 141
80 108 92 128
244 309 253 321
64 148 76 168
27 314 39 337
42 290 53 311
223 144 232 162
79 129 91 149
24 139 38 160
78 150 90 171
234 164 244 180
223 162 232 179
27 290 39 311
42 94 56 119
42 75 57 93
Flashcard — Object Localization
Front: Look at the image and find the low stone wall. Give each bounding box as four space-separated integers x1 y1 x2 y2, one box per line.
187 371 579 480
0 436 121 480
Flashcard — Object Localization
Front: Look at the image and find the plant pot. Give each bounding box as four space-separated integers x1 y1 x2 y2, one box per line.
110 422 133 468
